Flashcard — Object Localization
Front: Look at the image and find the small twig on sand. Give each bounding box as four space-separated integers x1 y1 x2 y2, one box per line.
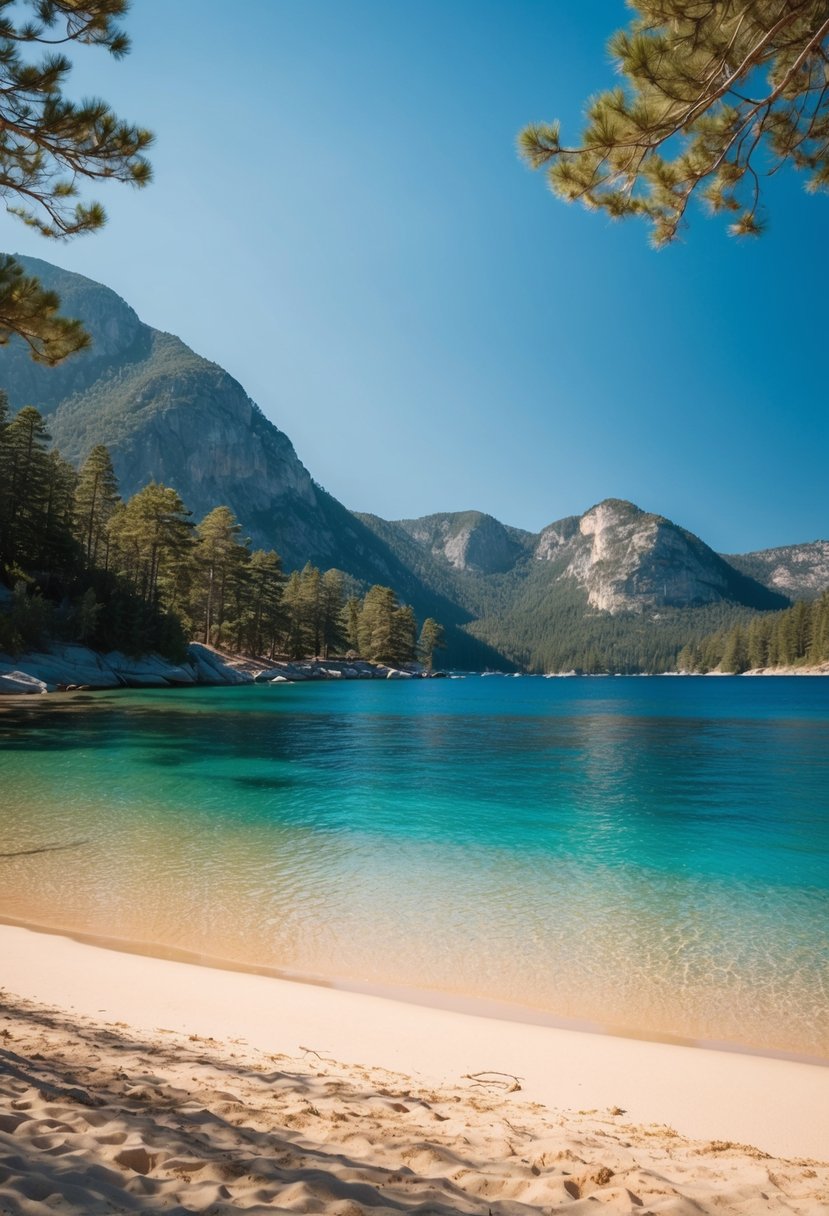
463 1071 523 1092
298 1045 334 1063
503 1117 532 1139
0 839 89 858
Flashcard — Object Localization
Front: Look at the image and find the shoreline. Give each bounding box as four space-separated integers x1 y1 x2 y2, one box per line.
1 909 824 1071
0 642 427 695
2 641 828 695
1 921 827 1163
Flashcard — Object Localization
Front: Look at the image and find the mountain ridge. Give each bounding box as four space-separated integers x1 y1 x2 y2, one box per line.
1 256 826 671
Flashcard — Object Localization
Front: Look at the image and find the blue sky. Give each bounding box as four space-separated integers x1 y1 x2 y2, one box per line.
6 0 827 552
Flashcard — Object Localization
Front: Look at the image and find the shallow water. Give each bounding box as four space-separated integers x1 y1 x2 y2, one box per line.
1 677 827 1056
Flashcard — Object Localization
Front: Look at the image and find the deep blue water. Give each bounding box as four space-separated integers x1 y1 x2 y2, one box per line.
1 676 827 1055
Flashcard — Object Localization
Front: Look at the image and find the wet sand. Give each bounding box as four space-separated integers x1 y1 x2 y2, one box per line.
1 923 828 1214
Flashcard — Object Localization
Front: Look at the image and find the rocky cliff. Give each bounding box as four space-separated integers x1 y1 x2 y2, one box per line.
397 511 533 574
724 541 829 601
370 500 785 616
535 499 781 614
356 501 795 671
1 257 338 570
2 256 825 673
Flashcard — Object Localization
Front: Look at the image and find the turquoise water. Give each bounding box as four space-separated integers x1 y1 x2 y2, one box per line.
1 677 828 1056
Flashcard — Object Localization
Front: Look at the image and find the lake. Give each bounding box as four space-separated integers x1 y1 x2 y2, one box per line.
1 676 827 1057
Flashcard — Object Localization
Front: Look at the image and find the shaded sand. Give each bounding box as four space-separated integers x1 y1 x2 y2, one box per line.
1 927 828 1214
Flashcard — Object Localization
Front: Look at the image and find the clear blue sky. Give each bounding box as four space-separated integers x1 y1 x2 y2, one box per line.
6 0 827 552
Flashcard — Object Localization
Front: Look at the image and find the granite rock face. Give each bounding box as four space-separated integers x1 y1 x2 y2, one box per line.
559 500 739 614
2 256 822 674
397 511 532 574
0 643 252 693
0 258 335 570
724 541 829 601
383 499 785 616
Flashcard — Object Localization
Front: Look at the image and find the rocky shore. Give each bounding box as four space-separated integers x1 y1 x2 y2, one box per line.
0 642 423 694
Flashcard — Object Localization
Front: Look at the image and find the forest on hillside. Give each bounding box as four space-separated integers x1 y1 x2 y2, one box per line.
678 595 829 673
0 396 444 670
2 392 823 678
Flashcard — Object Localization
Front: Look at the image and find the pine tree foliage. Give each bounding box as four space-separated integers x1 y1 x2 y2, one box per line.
108 483 193 608
320 568 346 658
73 442 119 565
0 402 74 568
356 585 418 664
0 1 152 361
519 2 829 244
678 591 829 670
0 408 439 666
0 254 89 363
418 617 446 672
236 549 283 658
193 505 248 646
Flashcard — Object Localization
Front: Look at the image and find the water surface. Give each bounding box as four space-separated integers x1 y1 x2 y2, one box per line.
1 677 827 1056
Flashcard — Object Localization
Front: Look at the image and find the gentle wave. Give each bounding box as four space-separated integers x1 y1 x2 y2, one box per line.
1 677 827 1056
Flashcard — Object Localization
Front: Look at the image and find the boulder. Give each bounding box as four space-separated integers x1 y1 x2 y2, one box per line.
0 670 48 694
105 651 197 687
0 645 120 689
187 643 255 685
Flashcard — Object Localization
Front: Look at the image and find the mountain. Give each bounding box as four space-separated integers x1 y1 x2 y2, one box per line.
2 255 346 570
388 499 779 614
357 500 791 672
0 256 504 669
723 542 829 602
1 256 825 672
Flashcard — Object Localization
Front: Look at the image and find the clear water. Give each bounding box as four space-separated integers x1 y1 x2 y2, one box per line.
1 677 827 1057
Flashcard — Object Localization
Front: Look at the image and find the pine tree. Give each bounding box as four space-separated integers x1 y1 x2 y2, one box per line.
109 483 193 608
418 617 446 672
0 405 52 567
300 564 323 656
721 624 749 673
193 506 248 646
747 615 771 670
282 570 311 658
809 592 829 663
0 388 10 545
358 585 397 662
344 596 362 653
0 2 153 362
40 449 79 574
73 444 121 567
392 604 417 665
320 569 346 658
791 599 812 660
238 549 283 657
356 585 420 665
520 3 829 244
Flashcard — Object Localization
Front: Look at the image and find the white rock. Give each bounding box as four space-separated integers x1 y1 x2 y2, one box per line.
0 670 49 694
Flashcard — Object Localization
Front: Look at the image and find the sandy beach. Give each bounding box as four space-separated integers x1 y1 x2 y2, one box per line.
1 923 827 1215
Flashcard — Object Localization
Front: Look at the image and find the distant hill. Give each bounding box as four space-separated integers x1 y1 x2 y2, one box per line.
723 542 829 601
0 256 507 670
357 500 790 672
1 256 355 572
2 255 825 672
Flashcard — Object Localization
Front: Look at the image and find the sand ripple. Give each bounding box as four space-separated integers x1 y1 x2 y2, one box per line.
0 994 827 1215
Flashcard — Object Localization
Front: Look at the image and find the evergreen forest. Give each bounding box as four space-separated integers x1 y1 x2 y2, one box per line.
0 395 438 669
678 596 829 674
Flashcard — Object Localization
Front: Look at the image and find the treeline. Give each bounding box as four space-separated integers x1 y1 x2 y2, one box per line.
678 593 829 673
0 398 445 667
468 584 771 674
